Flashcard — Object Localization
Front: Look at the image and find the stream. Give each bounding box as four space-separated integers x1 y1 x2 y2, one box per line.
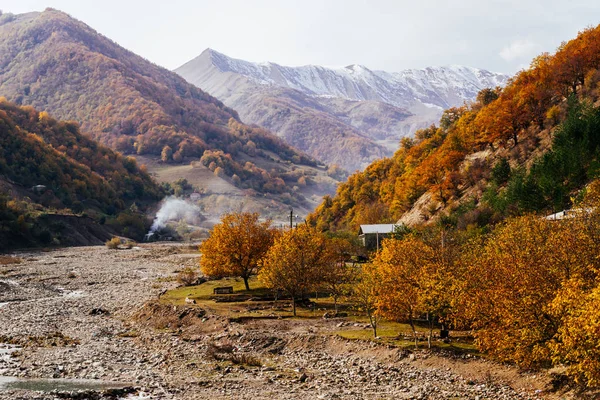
0 375 132 391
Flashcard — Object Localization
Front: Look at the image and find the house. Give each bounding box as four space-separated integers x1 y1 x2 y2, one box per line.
31 185 47 194
544 208 594 220
358 224 397 251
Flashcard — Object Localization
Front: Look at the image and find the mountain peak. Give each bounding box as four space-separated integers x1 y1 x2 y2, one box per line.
184 49 510 109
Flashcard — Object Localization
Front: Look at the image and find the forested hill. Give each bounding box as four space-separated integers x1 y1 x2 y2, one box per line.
0 99 163 248
308 25 600 232
0 9 322 206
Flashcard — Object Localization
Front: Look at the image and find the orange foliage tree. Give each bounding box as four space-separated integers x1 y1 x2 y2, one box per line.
259 225 332 316
199 212 276 290
460 215 598 369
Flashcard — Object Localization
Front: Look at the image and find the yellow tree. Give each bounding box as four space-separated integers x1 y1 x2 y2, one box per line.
373 237 435 347
259 225 330 316
199 212 275 290
550 282 600 386
320 237 355 314
462 215 597 368
353 262 383 338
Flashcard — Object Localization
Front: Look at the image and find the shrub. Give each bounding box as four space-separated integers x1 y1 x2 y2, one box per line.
177 267 198 286
230 353 263 367
124 240 136 249
105 237 121 249
0 256 22 265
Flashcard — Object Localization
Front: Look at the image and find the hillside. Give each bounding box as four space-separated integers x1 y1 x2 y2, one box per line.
175 49 509 171
308 25 600 232
0 9 332 216
0 99 163 248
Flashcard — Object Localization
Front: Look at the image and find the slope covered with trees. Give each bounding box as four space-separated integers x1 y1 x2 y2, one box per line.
0 99 162 247
0 9 322 209
308 25 600 232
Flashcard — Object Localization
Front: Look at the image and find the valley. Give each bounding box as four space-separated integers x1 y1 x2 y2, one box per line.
0 244 554 399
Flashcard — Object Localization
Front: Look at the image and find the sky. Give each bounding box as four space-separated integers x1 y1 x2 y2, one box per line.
3 0 600 74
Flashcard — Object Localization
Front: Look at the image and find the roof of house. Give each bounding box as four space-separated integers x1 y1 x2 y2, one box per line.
544 208 594 220
358 224 397 235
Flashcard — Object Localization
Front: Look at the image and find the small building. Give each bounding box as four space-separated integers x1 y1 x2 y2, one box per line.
544 208 594 220
31 185 47 194
358 224 397 251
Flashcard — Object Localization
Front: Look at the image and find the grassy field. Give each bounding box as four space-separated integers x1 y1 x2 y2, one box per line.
159 276 478 353
333 317 478 353
160 276 342 318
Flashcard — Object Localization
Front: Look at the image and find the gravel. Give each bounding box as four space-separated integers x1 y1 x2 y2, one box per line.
0 245 548 399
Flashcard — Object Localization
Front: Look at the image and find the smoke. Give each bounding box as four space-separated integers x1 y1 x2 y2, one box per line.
148 197 203 234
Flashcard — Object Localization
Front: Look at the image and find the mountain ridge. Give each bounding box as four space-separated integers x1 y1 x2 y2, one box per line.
0 9 334 219
176 49 509 171
184 48 509 110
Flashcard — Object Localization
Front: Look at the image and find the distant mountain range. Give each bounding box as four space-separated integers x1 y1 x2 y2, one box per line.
0 10 336 219
176 49 510 171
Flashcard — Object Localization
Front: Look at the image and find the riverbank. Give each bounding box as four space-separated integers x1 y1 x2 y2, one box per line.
0 244 567 399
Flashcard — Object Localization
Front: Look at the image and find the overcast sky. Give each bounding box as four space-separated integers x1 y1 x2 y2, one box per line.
3 0 599 74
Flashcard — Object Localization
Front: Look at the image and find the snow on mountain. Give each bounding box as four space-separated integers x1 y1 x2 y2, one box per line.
175 49 510 171
203 49 509 110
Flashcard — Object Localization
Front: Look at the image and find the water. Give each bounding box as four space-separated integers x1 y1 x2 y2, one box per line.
0 344 20 362
0 375 132 392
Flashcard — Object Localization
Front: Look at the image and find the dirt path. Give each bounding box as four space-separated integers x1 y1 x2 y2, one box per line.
0 245 564 399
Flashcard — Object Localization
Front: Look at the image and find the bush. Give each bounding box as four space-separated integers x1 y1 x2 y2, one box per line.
105 237 121 249
177 267 198 286
124 240 136 249
0 256 22 265
230 353 263 367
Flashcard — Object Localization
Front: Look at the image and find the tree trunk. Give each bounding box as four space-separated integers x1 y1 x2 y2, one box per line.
334 296 338 314
292 296 296 316
409 319 418 349
428 318 434 349
368 311 377 338
371 316 377 338
243 275 250 291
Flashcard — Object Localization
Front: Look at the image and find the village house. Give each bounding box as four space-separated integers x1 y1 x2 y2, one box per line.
358 224 397 251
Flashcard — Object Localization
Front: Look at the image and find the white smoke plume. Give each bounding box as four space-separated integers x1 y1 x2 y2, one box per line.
148 197 203 234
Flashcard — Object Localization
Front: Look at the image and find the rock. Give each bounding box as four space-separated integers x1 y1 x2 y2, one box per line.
184 297 196 304
322 311 335 319
89 308 109 316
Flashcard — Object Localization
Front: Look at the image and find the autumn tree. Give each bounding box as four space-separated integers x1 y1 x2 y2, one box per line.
373 237 435 347
200 212 276 290
161 145 173 163
259 225 331 316
461 214 599 368
352 262 383 338
550 283 600 386
320 237 355 313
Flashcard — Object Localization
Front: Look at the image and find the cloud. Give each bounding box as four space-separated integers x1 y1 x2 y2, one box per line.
499 39 538 62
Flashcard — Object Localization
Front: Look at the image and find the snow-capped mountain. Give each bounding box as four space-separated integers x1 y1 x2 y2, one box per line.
175 49 510 171
201 49 508 110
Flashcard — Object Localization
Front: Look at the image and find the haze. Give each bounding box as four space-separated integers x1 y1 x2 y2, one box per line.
3 0 600 74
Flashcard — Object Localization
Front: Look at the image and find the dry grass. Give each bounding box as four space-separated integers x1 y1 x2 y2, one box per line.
176 267 199 286
0 255 22 265
230 353 263 367
105 237 121 249
206 341 262 367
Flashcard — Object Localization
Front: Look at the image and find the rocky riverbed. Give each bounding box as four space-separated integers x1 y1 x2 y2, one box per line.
0 244 565 399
